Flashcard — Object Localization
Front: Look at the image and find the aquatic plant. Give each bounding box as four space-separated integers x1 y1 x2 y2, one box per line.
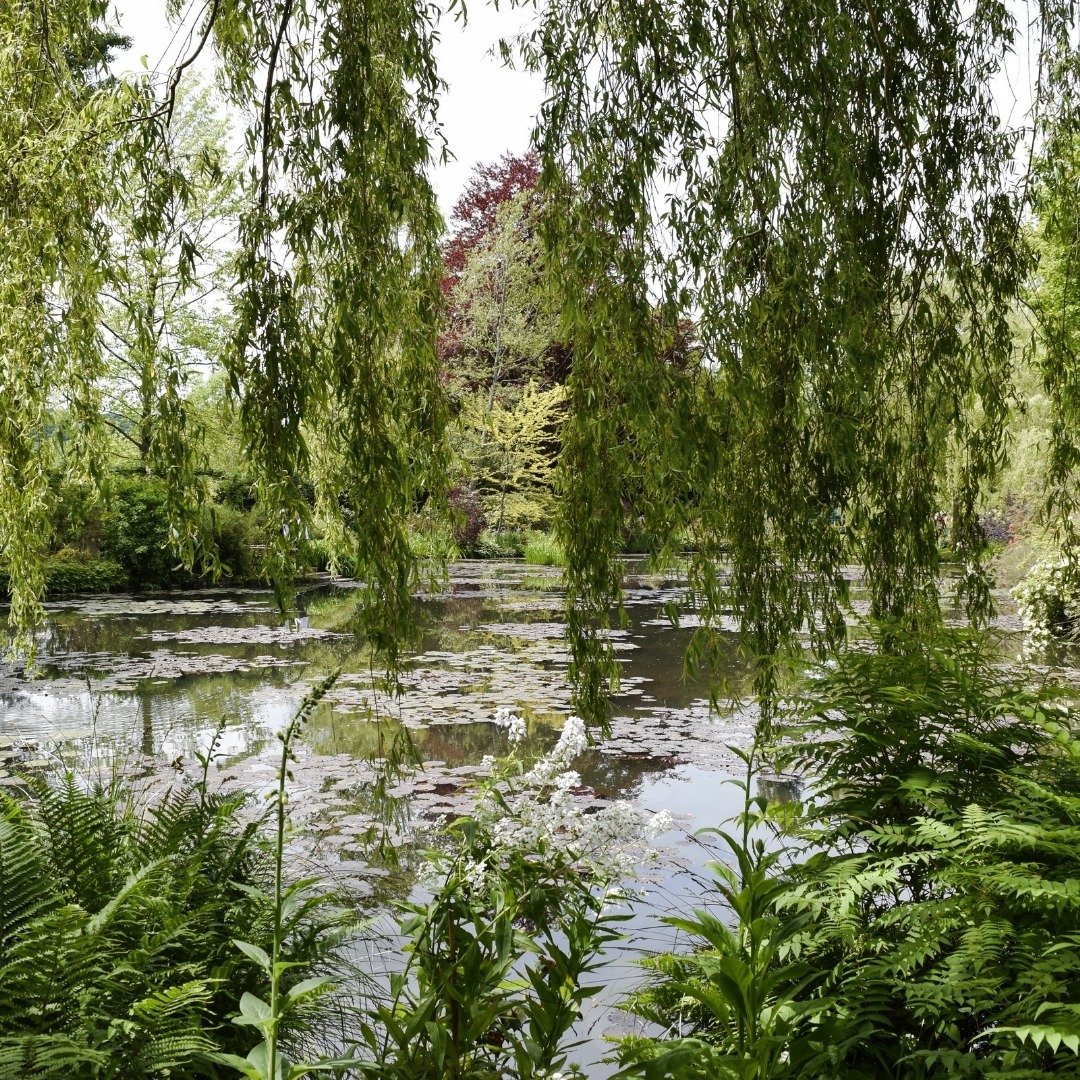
524 533 566 568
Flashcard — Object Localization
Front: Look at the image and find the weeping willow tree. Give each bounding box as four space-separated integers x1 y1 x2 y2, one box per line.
522 0 1080 722
3 0 1080 713
0 2 130 647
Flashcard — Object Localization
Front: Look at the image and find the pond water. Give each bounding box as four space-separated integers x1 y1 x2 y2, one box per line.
0 559 1032 1074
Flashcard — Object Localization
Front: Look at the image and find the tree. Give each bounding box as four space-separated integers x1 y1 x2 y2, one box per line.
442 150 541 293
460 380 567 531
5 0 1080 709
96 79 242 576
100 80 238 468
520 0 1079 721
0 1 130 645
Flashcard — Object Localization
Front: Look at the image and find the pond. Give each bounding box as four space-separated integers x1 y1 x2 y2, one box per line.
0 558 1030 1073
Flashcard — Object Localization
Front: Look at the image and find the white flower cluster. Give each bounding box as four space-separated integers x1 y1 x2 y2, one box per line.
493 707 528 744
1014 557 1080 655
467 714 673 890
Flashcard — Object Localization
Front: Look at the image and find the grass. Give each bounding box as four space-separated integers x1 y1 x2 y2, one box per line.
523 532 566 566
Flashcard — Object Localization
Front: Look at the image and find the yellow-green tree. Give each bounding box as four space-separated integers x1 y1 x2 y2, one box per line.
460 381 567 531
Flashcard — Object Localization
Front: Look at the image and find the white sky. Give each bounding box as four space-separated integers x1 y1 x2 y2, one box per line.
108 0 545 218
109 0 1045 220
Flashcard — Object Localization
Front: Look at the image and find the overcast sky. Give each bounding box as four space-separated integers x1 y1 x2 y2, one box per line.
108 0 545 218
109 0 1042 221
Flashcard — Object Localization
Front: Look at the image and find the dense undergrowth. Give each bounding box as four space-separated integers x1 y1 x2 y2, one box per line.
5 624 1080 1078
0 767 349 1077
618 624 1080 1078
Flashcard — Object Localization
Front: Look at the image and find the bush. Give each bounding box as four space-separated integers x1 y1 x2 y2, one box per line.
216 472 257 512
407 523 458 560
619 623 1080 1078
978 509 1013 545
43 548 127 593
474 529 526 559
0 769 345 1077
213 504 263 583
97 476 264 588
99 476 183 587
1014 557 1080 650
448 484 486 555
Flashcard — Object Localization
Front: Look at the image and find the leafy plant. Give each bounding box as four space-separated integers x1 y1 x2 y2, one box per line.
475 530 528 560
0 775 263 1076
353 713 656 1079
1014 557 1080 650
618 624 1080 1078
616 751 815 1080
771 625 1080 1076
210 675 360 1080
523 532 566 567
0 720 347 1078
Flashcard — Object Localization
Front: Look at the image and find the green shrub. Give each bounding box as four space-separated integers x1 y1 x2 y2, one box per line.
474 529 526 559
407 523 458 560
99 475 182 587
212 504 263 584
43 548 127 593
1014 556 1080 650
619 624 1080 1078
0 766 345 1078
0 549 126 597
216 472 257 512
523 530 565 566
97 476 263 588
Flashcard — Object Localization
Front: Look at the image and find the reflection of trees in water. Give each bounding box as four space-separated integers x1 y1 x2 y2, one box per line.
305 711 517 766
37 610 270 659
620 621 754 707
574 750 676 803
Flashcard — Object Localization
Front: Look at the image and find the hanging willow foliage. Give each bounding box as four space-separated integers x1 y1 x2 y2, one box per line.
0 2 128 649
517 0 1080 724
205 0 451 667
4 0 1080 710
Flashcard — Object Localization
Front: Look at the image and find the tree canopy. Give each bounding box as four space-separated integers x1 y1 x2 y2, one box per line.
4 0 1080 716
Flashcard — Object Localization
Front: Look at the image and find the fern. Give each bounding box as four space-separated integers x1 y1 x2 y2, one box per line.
0 766 347 1078
619 623 1080 1078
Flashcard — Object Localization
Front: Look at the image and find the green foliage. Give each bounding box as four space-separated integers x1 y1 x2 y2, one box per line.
97 475 263 588
355 811 623 1079
442 188 559 405
617 760 814 1080
98 75 241 579
211 0 451 668
42 549 127 593
1030 119 1080 552
0 1 128 645
474 530 528 560
515 0 1075 724
775 625 1080 1076
210 676 360 1080
457 381 567 533
0 774 269 1076
622 625 1080 1078
0 716 355 1080
523 532 566 567
98 475 175 585
1014 557 1080 650
0 550 126 597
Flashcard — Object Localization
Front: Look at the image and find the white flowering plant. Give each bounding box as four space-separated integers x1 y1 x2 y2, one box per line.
1014 557 1080 652
356 712 671 1080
